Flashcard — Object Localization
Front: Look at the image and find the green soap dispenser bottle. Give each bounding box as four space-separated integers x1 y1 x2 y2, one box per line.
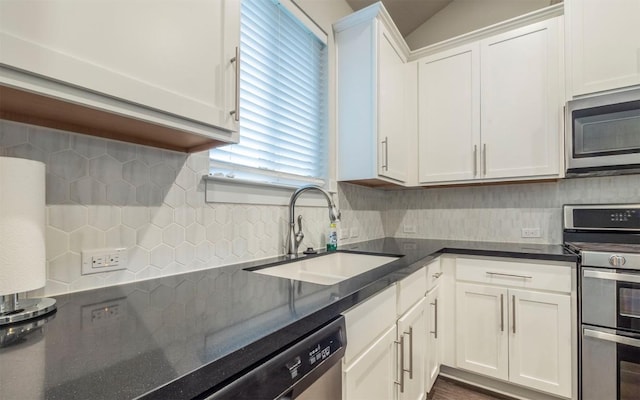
327 223 338 251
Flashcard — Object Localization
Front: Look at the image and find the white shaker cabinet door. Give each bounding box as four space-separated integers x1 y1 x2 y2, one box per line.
455 282 509 381
343 325 398 400
480 18 562 180
0 0 240 132
418 43 480 184
378 24 408 183
567 0 640 96
425 285 441 393
508 289 572 398
397 297 427 400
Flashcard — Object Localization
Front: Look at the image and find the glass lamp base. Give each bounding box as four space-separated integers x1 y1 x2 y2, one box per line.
0 297 57 325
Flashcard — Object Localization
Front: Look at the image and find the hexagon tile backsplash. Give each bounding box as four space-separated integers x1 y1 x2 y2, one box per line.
0 120 385 296
3 119 639 296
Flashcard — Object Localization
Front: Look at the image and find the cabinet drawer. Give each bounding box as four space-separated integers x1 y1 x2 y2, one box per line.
455 257 571 293
342 284 397 365
426 258 442 290
397 267 427 316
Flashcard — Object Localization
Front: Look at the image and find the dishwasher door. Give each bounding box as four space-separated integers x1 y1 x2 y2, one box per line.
295 362 341 400
205 316 346 400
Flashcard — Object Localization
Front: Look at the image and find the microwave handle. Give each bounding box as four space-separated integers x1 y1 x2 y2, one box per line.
584 329 640 348
583 270 640 284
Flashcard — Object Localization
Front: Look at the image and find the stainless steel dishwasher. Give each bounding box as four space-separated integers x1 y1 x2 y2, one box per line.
205 316 346 400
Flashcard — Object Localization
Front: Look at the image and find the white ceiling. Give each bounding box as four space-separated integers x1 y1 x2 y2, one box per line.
345 0 454 36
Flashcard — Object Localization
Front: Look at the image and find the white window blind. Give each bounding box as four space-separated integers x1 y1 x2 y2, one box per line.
210 0 328 185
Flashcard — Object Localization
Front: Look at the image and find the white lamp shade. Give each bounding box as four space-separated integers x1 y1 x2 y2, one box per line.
0 157 46 295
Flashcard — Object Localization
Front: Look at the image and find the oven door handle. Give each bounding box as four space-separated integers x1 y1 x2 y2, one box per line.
583 269 640 284
584 329 640 348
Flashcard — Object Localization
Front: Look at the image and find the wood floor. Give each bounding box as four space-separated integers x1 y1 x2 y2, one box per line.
430 377 515 400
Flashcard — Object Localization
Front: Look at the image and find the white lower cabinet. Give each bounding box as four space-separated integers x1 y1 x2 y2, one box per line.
342 267 428 400
343 325 397 400
456 278 572 398
508 289 572 398
343 255 573 400
455 283 509 380
425 284 441 392
397 297 427 400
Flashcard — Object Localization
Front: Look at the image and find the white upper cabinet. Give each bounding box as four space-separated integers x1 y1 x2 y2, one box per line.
418 16 563 184
335 3 411 186
418 43 480 183
0 0 240 151
377 24 409 183
566 0 640 97
480 19 562 180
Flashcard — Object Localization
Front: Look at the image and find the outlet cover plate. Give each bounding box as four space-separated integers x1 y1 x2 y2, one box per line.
403 224 416 234
81 248 128 275
521 228 541 238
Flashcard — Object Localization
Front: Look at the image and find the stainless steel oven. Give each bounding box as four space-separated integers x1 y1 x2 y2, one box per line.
566 87 640 175
564 204 640 400
581 267 640 400
581 326 640 400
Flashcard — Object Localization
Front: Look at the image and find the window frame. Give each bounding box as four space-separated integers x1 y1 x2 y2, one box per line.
208 0 330 199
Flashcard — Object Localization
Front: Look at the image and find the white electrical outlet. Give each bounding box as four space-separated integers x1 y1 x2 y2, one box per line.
350 227 360 238
521 228 541 238
403 224 416 234
81 248 128 275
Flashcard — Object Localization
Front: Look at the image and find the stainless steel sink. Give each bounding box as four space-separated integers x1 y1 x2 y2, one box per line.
250 252 400 285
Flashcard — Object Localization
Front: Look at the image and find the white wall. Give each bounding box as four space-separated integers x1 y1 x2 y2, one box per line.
405 0 552 49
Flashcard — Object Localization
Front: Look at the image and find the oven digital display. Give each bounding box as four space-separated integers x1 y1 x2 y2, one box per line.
573 209 640 229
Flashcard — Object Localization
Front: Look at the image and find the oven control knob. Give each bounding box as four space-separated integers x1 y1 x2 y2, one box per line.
608 255 626 267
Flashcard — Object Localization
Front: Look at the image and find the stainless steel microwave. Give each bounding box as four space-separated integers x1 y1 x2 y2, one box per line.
566 87 640 176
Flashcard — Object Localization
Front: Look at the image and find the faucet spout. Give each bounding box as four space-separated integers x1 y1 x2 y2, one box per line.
287 185 341 256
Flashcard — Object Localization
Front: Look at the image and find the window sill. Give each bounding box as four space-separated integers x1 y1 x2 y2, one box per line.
204 175 332 207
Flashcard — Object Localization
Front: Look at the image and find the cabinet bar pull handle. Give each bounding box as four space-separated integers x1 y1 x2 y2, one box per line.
500 294 504 332
512 295 516 334
482 143 487 175
486 272 533 279
382 137 389 171
430 298 438 339
394 336 405 392
405 327 413 379
473 145 478 176
230 46 240 121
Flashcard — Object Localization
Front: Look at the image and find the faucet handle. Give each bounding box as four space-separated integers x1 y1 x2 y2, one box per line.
295 215 304 244
297 215 303 233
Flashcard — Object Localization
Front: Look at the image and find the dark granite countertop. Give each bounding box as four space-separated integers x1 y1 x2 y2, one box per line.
0 238 576 400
